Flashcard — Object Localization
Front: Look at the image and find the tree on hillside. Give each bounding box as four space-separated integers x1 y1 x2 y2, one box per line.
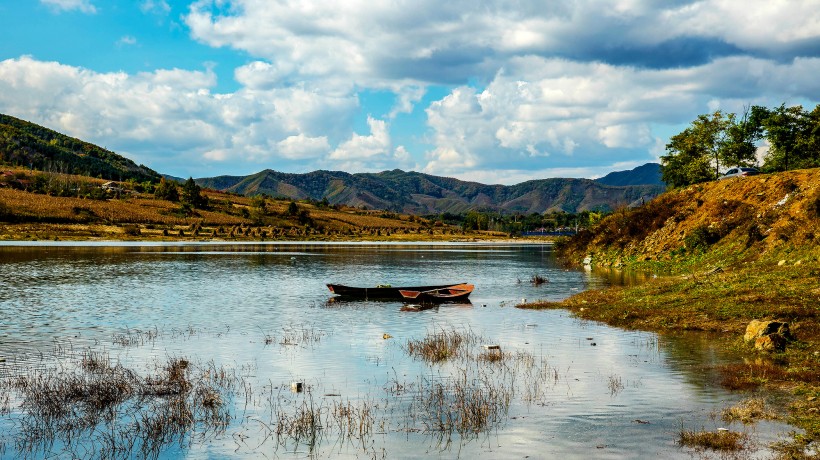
661 110 759 187
760 104 820 171
181 177 207 209
154 178 179 202
722 106 766 168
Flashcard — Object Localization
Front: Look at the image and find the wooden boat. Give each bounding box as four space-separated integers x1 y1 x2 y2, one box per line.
327 283 465 300
399 284 474 303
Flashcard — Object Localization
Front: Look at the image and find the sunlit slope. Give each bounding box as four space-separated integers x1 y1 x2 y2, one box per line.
560 168 820 266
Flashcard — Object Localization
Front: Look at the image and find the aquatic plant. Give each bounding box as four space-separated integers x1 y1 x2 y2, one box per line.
0 351 233 459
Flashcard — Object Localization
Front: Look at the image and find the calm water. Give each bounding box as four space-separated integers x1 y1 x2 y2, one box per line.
0 242 789 458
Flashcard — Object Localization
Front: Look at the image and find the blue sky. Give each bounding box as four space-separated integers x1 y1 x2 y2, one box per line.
2 0 820 184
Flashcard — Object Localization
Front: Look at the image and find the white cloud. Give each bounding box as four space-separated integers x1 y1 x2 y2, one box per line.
422 54 820 176
5 0 820 183
330 117 391 160
184 0 820 88
277 134 330 160
40 0 96 14
117 36 137 47
0 56 357 173
139 0 170 15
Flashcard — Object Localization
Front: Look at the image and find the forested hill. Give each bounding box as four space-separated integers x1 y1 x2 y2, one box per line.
595 163 664 186
197 168 664 214
0 114 160 182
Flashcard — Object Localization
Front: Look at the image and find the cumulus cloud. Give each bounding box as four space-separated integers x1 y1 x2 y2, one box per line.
185 0 820 89
422 54 820 177
0 56 357 173
40 0 96 14
5 1 820 182
330 117 391 160
277 134 330 160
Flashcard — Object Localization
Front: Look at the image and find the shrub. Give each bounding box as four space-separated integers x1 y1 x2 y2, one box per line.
122 225 141 236
684 225 722 252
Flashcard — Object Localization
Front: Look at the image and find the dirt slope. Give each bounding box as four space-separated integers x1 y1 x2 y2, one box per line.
560 168 820 267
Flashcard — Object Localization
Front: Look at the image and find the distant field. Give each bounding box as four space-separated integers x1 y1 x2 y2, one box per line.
0 168 513 242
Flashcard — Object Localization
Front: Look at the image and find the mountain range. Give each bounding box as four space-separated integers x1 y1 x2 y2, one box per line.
196 166 664 215
1 113 664 214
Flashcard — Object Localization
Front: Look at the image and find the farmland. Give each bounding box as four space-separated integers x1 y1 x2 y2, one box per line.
0 167 509 241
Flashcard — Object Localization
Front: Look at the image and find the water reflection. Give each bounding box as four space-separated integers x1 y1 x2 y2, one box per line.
0 242 790 459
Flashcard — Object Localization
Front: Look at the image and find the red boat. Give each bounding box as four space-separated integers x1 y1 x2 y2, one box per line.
399 284 474 303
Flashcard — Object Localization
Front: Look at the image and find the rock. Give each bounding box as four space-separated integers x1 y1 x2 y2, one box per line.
755 334 789 352
745 320 792 352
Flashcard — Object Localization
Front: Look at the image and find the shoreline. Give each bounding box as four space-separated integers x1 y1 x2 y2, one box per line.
518 259 820 457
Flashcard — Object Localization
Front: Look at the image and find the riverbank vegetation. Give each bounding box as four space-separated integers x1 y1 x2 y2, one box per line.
521 167 820 457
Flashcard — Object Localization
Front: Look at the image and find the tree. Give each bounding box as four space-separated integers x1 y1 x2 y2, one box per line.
660 110 745 187
286 201 299 216
721 106 764 168
661 124 717 187
761 104 806 172
154 178 179 202
181 177 207 209
250 195 267 224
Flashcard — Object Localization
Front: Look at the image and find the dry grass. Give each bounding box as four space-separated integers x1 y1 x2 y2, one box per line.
722 398 778 424
0 352 232 459
678 428 750 452
0 185 512 241
404 328 480 363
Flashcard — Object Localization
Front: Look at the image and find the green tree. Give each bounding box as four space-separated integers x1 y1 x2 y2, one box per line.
761 104 805 172
286 201 299 216
250 195 267 224
721 106 764 168
154 178 179 202
760 104 820 171
661 111 735 187
181 177 207 209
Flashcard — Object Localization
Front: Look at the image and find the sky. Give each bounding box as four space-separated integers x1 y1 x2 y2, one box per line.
1 1 820 184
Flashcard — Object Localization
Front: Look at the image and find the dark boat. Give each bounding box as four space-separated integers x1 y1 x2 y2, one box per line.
327 283 465 300
399 284 474 303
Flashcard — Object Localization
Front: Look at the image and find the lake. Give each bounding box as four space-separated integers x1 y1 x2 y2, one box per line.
0 242 789 458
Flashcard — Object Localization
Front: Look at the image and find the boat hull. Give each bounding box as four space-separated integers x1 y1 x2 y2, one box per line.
327 283 465 300
399 284 474 303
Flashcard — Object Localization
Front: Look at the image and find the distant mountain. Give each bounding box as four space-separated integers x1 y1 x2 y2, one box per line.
595 163 665 187
197 169 665 214
0 114 160 182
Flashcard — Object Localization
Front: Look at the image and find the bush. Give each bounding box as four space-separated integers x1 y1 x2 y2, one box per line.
122 225 141 236
684 225 722 252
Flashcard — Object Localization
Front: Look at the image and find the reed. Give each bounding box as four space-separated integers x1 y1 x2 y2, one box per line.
404 328 480 363
678 427 749 452
0 351 232 459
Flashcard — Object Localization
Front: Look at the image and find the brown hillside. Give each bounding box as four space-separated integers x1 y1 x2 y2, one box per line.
560 168 820 266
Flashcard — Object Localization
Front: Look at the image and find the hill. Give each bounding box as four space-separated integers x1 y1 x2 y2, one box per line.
0 166 488 241
558 167 820 267
0 114 160 183
595 162 664 186
197 169 664 215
